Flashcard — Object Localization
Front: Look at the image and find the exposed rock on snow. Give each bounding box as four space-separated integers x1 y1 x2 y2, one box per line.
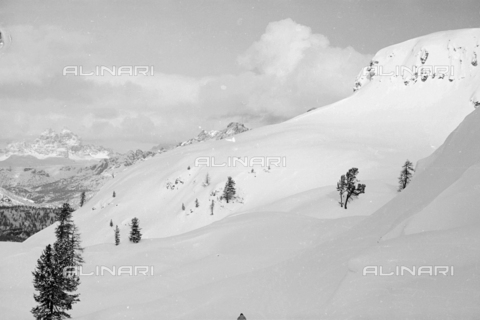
354 29 480 91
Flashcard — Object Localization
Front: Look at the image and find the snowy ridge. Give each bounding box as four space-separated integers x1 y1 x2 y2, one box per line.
354 28 480 92
153 122 250 150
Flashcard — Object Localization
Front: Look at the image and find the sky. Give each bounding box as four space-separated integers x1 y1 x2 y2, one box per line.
0 0 479 152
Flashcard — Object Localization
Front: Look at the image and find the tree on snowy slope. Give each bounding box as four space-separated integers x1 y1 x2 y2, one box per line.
31 244 79 320
115 225 120 245
336 174 347 207
70 223 84 266
79 191 86 207
129 217 142 243
398 160 415 191
55 203 84 266
341 168 366 209
53 204 81 306
222 176 236 203
52 236 80 310
55 203 74 241
31 203 83 319
237 313 247 320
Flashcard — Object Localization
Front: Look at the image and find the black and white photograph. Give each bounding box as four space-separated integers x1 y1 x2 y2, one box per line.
0 0 479 319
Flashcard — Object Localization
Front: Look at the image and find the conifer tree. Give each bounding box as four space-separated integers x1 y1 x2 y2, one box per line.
342 168 366 209
115 225 120 246
204 173 210 186
336 175 347 207
53 205 81 294
55 203 74 242
110 219 113 227
398 160 415 191
182 203 185 211
31 202 83 320
112 191 116 198
210 200 214 215
195 199 199 207
129 217 142 243
79 192 86 207
31 244 79 320
222 177 236 203
70 223 84 266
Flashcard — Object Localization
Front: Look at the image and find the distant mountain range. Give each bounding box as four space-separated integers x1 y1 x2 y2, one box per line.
152 122 250 151
0 128 112 161
0 123 250 207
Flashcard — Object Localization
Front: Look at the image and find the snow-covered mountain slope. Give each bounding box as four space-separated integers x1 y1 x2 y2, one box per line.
2 28 480 319
3 103 480 318
26 28 480 246
0 128 112 161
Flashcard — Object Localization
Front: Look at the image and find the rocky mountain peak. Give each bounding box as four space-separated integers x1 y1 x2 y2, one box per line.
0 129 112 161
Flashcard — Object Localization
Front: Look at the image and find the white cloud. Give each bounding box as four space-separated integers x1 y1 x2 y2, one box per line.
0 20 372 148
197 19 372 124
238 19 330 77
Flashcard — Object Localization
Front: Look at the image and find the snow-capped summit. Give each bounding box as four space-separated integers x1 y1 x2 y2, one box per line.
354 28 480 92
0 129 112 161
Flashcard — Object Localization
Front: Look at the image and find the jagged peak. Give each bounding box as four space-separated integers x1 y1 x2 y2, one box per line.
0 128 111 161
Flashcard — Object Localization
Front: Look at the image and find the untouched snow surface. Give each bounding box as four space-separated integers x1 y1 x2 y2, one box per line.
1 29 480 319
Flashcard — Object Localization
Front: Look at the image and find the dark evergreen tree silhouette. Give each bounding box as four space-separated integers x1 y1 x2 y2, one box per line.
182 203 185 211
32 203 82 319
210 200 214 215
112 191 116 198
237 313 247 320
110 219 113 227
398 160 415 191
54 204 81 293
55 203 74 242
115 225 120 246
204 173 210 186
222 177 236 203
31 244 79 320
341 168 366 209
79 192 86 207
70 223 84 266
336 175 347 207
195 199 199 208
129 217 142 243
